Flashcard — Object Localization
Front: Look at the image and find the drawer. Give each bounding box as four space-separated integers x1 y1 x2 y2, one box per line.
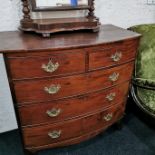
23 103 124 148
14 62 134 104
88 39 138 70
7 50 85 79
19 82 129 126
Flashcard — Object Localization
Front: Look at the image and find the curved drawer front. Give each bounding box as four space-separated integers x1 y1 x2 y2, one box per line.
14 62 134 104
23 103 124 148
7 50 85 80
19 82 129 126
88 39 138 70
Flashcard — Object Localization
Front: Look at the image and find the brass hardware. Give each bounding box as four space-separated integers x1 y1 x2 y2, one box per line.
111 52 122 62
44 84 61 94
109 72 119 82
48 130 61 139
103 113 113 122
106 93 116 101
46 108 61 117
42 59 59 73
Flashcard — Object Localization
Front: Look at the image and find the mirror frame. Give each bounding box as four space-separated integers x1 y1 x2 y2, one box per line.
30 0 91 11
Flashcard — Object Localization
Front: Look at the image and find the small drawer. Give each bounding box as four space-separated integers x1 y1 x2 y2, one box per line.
7 50 85 79
88 40 137 70
19 82 129 126
83 102 124 133
23 103 124 148
14 62 134 104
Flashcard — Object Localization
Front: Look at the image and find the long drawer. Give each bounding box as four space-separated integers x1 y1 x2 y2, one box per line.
19 82 129 126
23 103 124 148
7 50 85 80
14 62 134 104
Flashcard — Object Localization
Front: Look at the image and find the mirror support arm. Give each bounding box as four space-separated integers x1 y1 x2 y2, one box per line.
88 0 95 18
21 0 32 22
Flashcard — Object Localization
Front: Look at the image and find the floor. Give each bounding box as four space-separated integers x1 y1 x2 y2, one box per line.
0 110 155 155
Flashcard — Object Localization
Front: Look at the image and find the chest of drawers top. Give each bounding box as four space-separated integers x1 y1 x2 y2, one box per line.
0 24 140 53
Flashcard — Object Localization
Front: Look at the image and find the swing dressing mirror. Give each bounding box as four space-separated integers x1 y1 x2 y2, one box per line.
20 0 100 37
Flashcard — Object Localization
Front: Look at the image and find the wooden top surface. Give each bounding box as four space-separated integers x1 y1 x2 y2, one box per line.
0 24 141 53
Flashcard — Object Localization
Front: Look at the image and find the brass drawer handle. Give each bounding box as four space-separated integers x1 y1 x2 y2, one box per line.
42 59 59 73
111 52 122 62
103 113 113 122
109 72 119 82
48 130 61 139
106 93 116 101
46 108 61 117
44 84 61 94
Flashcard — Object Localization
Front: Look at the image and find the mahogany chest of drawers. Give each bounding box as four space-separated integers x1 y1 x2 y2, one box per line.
0 25 141 154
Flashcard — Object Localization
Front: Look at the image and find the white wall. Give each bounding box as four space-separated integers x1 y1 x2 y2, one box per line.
0 0 155 133
0 0 155 32
0 55 17 133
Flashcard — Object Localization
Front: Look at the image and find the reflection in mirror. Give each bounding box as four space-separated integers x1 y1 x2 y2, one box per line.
36 0 88 7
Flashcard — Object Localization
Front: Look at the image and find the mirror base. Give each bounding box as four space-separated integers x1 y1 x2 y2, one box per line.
19 17 100 37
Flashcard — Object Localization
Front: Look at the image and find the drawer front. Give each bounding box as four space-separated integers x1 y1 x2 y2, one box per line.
23 103 124 148
14 62 134 104
19 82 129 126
88 40 138 70
7 50 85 79
82 103 124 133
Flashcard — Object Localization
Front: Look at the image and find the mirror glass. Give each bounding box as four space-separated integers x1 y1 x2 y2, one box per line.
36 0 88 8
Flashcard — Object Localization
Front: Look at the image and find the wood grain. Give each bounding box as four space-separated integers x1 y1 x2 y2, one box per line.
7 50 85 80
26 127 107 151
89 39 139 70
19 82 129 126
13 62 134 104
1 25 141 154
23 103 124 148
0 25 141 54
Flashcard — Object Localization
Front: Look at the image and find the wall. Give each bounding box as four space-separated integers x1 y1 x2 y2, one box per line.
0 0 155 133
0 0 155 32
0 55 17 133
